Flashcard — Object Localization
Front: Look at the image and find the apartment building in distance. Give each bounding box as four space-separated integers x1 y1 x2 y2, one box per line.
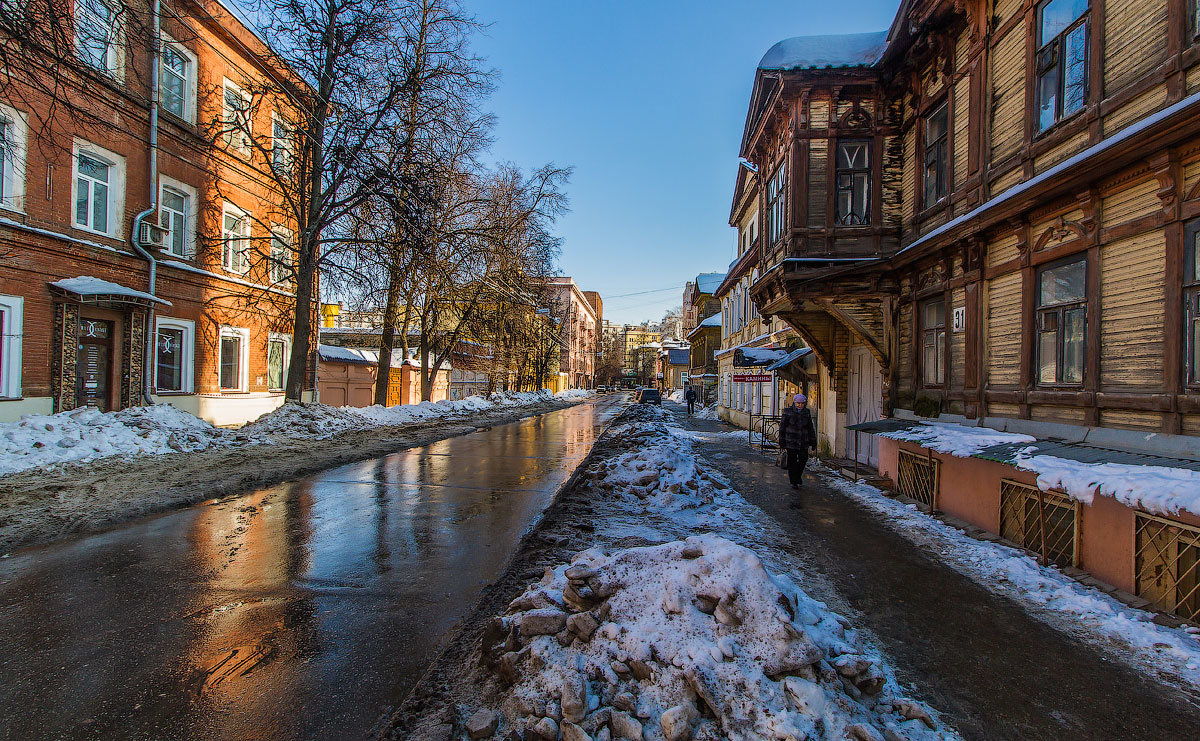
0 0 315 425
739 0 1200 619
544 277 600 389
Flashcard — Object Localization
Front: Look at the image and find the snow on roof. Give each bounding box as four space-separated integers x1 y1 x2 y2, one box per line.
694 272 726 294
318 344 378 365
50 276 171 305
758 31 888 71
699 313 722 327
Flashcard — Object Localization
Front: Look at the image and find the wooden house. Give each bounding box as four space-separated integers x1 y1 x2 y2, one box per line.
740 0 1200 619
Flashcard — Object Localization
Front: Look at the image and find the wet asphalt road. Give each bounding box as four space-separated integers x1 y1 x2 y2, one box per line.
0 396 624 740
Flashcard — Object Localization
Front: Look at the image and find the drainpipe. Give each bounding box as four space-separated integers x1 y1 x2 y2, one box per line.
130 0 161 406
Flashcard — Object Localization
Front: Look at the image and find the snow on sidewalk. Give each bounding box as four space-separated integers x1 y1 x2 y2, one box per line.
0 389 589 476
821 470 1200 694
483 536 950 740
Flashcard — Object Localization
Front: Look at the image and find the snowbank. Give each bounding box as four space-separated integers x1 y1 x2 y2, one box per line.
1013 450 1200 519
0 390 588 475
481 536 949 740
825 471 1200 694
667 389 684 403
877 421 1034 458
695 405 719 420
0 404 237 475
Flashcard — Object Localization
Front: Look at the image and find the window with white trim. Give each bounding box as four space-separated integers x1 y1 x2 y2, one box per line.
76 0 122 75
159 37 197 123
267 332 291 392
269 225 292 284
222 203 251 274
218 326 249 392
0 104 27 212
0 294 23 399
271 114 294 173
222 79 253 155
159 183 189 257
73 141 124 236
154 316 194 393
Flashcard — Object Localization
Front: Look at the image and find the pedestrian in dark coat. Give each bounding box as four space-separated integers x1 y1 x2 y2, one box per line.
684 386 697 414
779 393 816 488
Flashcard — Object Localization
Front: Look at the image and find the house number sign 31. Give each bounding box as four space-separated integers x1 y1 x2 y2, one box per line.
952 306 967 332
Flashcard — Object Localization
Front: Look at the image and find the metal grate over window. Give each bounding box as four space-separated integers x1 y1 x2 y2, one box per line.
897 449 939 510
999 479 1078 568
1135 513 1200 623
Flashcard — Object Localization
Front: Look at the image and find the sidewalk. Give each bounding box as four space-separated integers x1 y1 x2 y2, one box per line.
665 402 1200 740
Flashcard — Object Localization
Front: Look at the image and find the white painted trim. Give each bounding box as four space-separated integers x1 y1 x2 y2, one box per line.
218 325 250 392
0 294 23 399
71 137 126 239
267 331 291 392
159 33 198 124
154 315 195 394
221 200 251 275
157 175 198 258
0 103 28 214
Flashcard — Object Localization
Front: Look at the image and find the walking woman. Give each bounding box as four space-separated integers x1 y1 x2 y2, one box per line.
779 393 817 489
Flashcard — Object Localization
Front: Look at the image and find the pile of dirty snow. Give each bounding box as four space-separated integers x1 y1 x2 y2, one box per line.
239 401 372 439
667 389 685 403
472 536 949 741
695 405 719 420
0 404 238 474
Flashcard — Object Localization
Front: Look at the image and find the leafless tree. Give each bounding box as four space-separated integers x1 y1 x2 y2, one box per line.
202 0 478 400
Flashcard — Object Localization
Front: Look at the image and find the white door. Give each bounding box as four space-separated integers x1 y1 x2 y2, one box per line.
847 346 883 467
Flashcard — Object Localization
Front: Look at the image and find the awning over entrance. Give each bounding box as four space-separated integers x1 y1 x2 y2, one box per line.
49 276 171 307
764 346 815 385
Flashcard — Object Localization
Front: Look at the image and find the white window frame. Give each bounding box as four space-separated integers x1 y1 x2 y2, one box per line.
222 201 251 274
159 34 198 124
0 295 23 399
267 331 291 392
72 138 125 238
158 175 197 258
0 104 28 213
75 0 124 78
271 112 294 173
218 325 250 392
222 78 253 155
269 224 292 284
154 316 194 393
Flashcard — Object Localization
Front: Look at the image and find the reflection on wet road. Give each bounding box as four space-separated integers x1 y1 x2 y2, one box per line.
0 397 624 740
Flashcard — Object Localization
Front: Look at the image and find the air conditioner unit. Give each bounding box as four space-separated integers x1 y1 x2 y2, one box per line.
138 220 168 249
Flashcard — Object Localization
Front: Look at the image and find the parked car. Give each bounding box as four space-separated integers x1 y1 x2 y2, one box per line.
596 385 608 393
638 388 662 405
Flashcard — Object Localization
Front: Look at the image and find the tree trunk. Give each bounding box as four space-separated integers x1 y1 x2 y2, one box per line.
373 262 403 405
285 261 314 401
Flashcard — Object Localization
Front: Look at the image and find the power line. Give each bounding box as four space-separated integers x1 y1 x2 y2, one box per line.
604 285 682 300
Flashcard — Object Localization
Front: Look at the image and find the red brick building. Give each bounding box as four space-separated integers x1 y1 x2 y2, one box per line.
0 0 315 425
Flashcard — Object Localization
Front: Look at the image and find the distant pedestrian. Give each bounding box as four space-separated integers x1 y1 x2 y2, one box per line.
684 386 697 414
779 393 816 489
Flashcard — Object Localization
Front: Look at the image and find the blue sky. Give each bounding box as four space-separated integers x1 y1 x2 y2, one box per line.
466 0 900 324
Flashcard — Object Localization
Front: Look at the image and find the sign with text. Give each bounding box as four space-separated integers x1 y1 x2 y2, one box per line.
732 374 772 383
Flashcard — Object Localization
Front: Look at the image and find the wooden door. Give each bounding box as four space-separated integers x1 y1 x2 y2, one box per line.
847 346 882 467
76 318 114 411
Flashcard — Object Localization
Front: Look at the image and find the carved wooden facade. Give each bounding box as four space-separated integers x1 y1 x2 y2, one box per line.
742 0 1200 439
